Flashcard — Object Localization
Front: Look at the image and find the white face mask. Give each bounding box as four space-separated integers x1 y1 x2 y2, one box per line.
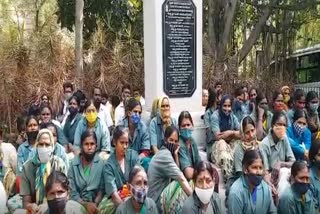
37 147 53 163
195 187 214 204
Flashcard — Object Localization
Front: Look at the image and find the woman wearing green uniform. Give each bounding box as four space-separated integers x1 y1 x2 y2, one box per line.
228 150 277 214
63 95 82 153
308 139 320 211
116 166 158 214
203 90 217 160
226 116 267 203
278 161 316 214
147 126 192 213
250 92 273 141
178 111 200 180
19 129 67 214
73 99 111 159
119 98 151 170
99 126 140 213
68 130 104 214
182 161 222 214
149 96 178 154
44 171 85 214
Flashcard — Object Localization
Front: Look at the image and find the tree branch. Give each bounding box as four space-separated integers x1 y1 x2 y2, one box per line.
238 6 271 63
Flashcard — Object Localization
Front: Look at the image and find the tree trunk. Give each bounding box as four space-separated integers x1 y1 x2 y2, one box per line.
75 0 84 89
238 6 271 63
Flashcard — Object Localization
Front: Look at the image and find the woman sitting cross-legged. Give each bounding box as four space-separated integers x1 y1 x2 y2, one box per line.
99 126 140 214
287 109 311 161
68 130 104 214
118 98 151 171
18 129 67 214
147 126 192 213
115 166 158 214
278 161 316 214
228 150 277 214
182 161 222 214
209 94 241 183
44 171 85 214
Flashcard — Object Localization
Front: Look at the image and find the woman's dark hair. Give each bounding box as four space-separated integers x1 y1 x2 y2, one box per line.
111 95 121 108
291 161 308 178
40 122 57 134
293 109 306 123
293 89 305 102
25 115 39 127
234 87 244 97
249 88 257 96
164 126 179 140
128 166 146 183
255 92 267 118
309 139 320 163
45 171 69 194
68 95 80 105
306 91 318 107
206 90 216 111
112 126 129 145
84 99 95 110
40 104 53 114
241 116 255 132
125 97 142 114
255 92 266 107
178 111 194 127
242 149 263 169
272 90 282 103
73 90 86 101
80 130 97 146
220 95 233 108
193 161 214 180
271 111 287 127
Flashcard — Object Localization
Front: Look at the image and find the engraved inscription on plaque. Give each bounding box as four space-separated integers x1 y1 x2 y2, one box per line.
162 0 197 98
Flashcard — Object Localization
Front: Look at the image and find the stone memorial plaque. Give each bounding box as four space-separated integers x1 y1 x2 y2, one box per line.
162 0 197 98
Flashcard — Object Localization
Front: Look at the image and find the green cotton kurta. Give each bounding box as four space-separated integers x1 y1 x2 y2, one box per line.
233 143 268 174
19 156 67 204
210 110 240 136
182 192 222 214
104 149 140 198
147 146 183 209
228 175 277 214
119 118 151 153
278 187 316 214
115 197 158 214
149 115 178 148
260 133 296 171
204 107 215 157
309 166 320 211
178 138 200 172
68 154 105 203
63 113 82 145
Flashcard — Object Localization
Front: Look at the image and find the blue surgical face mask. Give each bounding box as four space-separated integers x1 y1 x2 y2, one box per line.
180 128 193 140
131 112 141 125
292 182 310 195
309 103 319 113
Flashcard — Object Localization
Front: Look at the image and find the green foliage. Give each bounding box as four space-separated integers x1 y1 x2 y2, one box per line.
57 0 143 41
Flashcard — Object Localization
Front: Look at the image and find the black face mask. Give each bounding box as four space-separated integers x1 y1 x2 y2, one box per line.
82 152 95 162
27 130 39 142
48 197 67 214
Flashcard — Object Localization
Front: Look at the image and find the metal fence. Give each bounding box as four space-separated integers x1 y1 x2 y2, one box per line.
295 85 320 95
